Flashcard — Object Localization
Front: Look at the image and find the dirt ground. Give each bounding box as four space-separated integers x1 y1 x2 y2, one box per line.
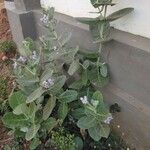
0 0 12 41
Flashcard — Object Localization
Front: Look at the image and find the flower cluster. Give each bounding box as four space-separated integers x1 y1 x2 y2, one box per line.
17 56 27 64
80 96 88 104
40 14 49 24
30 51 37 60
104 114 113 124
42 78 54 89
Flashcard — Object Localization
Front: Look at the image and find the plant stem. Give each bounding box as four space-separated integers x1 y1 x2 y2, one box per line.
104 5 108 18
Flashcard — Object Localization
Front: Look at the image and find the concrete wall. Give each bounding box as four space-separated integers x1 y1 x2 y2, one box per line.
41 0 150 39
5 0 150 149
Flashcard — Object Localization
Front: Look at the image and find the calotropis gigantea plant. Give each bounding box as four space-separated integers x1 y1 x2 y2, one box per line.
76 0 134 51
2 1 133 148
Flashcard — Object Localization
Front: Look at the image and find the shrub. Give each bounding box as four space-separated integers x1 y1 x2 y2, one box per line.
0 40 16 53
1 0 133 149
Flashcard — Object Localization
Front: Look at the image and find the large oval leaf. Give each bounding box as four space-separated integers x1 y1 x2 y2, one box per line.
25 124 40 141
42 117 58 132
106 8 134 22
2 112 28 128
9 91 26 109
68 60 80 76
58 102 68 121
49 75 66 94
88 124 110 141
58 90 78 103
42 96 56 120
26 87 45 103
77 116 96 129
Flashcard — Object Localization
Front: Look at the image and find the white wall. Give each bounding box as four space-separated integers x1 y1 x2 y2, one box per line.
41 0 150 39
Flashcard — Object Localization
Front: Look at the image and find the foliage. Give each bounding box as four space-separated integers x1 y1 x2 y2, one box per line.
0 40 16 53
76 0 134 46
1 0 133 149
51 128 75 150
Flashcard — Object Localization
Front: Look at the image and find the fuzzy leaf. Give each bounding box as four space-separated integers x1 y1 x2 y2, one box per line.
58 90 78 103
29 138 41 150
49 75 66 94
13 103 28 115
9 91 26 109
68 60 80 76
25 124 40 141
88 124 110 141
58 103 68 120
100 64 108 77
82 70 88 86
74 137 83 150
72 108 85 120
92 91 103 102
40 68 53 83
42 117 57 131
69 80 83 90
26 87 45 103
106 8 134 22
77 116 96 129
2 112 28 128
43 96 56 120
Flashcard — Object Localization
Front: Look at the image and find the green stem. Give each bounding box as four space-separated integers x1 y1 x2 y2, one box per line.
104 5 108 18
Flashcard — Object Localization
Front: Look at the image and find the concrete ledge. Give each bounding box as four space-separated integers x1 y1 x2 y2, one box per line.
5 1 37 47
14 0 41 11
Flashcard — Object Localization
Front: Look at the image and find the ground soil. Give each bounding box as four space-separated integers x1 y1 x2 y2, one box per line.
0 1 14 148
0 0 12 41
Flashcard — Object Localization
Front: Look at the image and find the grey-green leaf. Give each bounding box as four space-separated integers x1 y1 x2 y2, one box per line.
88 124 110 141
40 68 53 83
25 124 40 141
92 91 103 102
58 103 68 120
29 138 41 150
100 64 108 77
68 60 80 76
77 116 96 129
2 112 28 128
26 87 45 103
49 75 66 94
9 91 26 109
74 136 83 150
42 117 58 131
13 103 28 115
58 90 78 103
106 8 134 22
43 96 56 120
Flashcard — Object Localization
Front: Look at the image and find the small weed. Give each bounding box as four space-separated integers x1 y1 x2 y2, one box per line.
51 128 75 150
0 40 16 53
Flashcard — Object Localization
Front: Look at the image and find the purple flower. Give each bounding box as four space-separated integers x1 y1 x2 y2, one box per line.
104 114 113 124
42 78 54 89
17 56 27 63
